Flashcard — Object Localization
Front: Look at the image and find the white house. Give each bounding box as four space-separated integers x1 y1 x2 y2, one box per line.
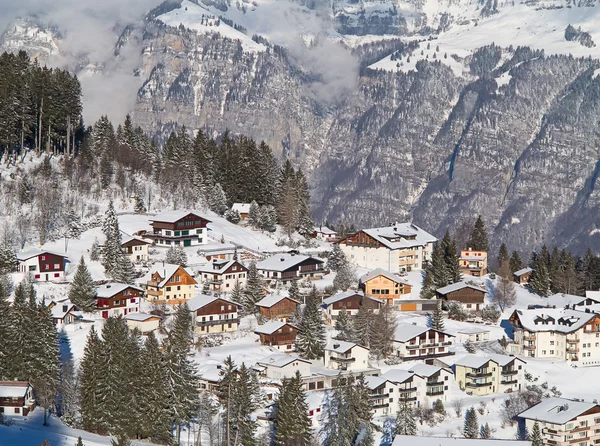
337 223 436 272
257 254 325 284
121 236 152 263
456 327 491 343
16 250 68 282
453 354 526 396
148 210 211 247
124 313 161 333
392 436 531 446
323 341 370 372
48 301 77 327
197 259 248 293
393 323 454 360
255 354 312 380
0 381 35 416
518 397 600 446
408 363 453 403
509 308 600 364
313 226 337 242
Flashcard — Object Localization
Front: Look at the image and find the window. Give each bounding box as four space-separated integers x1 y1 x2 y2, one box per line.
41 255 46 260
14 408 20 414
165 231 171 236
131 298 136 303
34 274 40 279
54 273 60 278
175 231 180 236
177 286 181 291
550 350 554 354
28 265 36 271
44 264 50 270
550 341 554 345
197 229 202 234
166 287 171 292
176 275 181 282
542 350 546 355
115 300 120 305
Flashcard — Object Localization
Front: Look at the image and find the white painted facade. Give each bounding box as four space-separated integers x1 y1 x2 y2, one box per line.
393 324 454 360
256 355 312 380
323 342 370 372
124 314 161 333
153 227 207 247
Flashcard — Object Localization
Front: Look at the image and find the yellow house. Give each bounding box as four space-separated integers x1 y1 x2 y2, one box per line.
454 354 526 396
459 248 488 276
145 263 197 305
359 268 412 305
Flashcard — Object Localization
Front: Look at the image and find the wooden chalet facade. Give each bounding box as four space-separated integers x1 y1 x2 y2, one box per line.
256 294 300 320
145 264 197 305
254 321 299 350
359 268 412 305
17 250 68 282
436 282 486 311
188 294 241 334
121 236 151 263
257 254 325 285
148 211 211 247
0 381 35 416
514 268 534 285
95 283 143 319
322 290 383 319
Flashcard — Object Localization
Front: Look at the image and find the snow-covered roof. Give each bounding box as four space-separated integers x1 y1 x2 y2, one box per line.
231 203 251 213
254 320 296 335
392 436 531 446
50 301 75 320
322 290 383 306
511 308 597 334
364 375 388 390
454 354 524 369
394 323 452 342
359 268 411 285
381 369 415 384
348 223 436 250
256 354 310 368
314 225 336 235
147 263 195 287
197 260 246 275
256 294 299 308
121 235 152 246
436 282 486 295
150 210 210 224
124 313 161 322
456 327 490 335
95 283 143 298
408 363 446 378
187 294 237 312
257 254 322 272
16 249 68 261
518 397 599 425
198 363 225 383
0 381 30 398
514 267 534 276
586 290 600 300
545 293 588 308
325 340 362 354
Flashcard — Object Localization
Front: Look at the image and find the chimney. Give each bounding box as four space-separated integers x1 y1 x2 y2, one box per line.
107 284 111 289
333 343 340 349
280 257 285 262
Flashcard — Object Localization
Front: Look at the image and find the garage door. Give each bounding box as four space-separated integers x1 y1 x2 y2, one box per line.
400 303 417 312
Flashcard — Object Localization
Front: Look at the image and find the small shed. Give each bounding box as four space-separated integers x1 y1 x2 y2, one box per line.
436 282 486 311
514 267 534 285
124 313 161 333
455 327 491 343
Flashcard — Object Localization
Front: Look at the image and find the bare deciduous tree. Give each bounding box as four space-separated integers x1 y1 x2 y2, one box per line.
492 261 517 311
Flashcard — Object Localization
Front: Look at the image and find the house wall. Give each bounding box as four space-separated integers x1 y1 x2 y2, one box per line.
146 267 196 304
259 299 298 319
456 331 490 343
122 242 149 263
264 361 311 380
394 330 453 360
201 262 248 292
194 299 240 334
523 408 600 446
20 254 66 281
0 387 34 416
324 346 370 372
97 287 141 319
126 318 161 333
259 326 298 350
326 295 381 318
441 288 485 311
363 275 412 305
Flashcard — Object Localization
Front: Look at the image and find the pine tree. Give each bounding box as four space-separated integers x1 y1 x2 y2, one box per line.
76 437 84 446
334 307 357 342
113 252 135 284
420 268 436 299
0 245 17 273
133 195 147 214
394 395 417 436
0 288 12 379
217 356 237 446
242 262 264 314
463 407 479 439
208 183 228 215
232 363 260 446
468 215 489 251
166 245 187 266
273 371 312 446
296 286 326 360
230 280 243 303
288 279 301 303
9 279 38 381
480 423 492 439
370 303 397 360
529 421 543 446
428 301 445 331
442 231 461 283
355 304 374 348
347 375 375 445
69 257 96 312
320 377 348 446
225 209 241 224
509 250 523 275
327 244 347 272
498 243 509 270
332 260 356 292
90 238 101 262
430 241 449 289
248 200 260 228
101 200 122 279
80 326 102 433
530 260 550 296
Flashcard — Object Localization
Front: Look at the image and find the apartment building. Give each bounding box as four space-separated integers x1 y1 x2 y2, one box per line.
393 323 454 360
453 354 526 396
323 341 370 372
509 308 600 365
392 436 531 446
519 397 600 446
337 223 436 272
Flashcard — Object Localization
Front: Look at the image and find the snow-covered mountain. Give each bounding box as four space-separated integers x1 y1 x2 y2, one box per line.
4 0 600 254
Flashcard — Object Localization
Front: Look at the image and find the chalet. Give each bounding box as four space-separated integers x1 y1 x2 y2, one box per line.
254 320 299 351
197 259 248 293
0 381 35 416
17 250 68 282
95 283 142 319
312 225 337 242
322 290 383 319
231 203 251 220
255 354 312 380
509 308 600 364
453 354 526 396
198 363 225 394
337 223 436 272
256 294 300 320
458 248 488 277
518 397 600 446
393 323 454 360
323 341 370 372
188 294 241 334
456 327 491 343
514 267 534 285
257 254 325 284
47 301 77 327
124 313 161 333
145 263 197 305
121 236 151 263
393 436 531 446
435 282 486 311
148 210 211 247
359 268 412 305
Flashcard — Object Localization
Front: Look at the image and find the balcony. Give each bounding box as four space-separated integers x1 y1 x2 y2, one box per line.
501 380 518 385
426 390 445 396
373 403 390 409
426 381 444 387
330 356 356 363
542 428 558 435
523 344 536 350
398 387 417 393
567 337 579 344
466 382 491 388
566 346 579 353
501 370 518 376
369 393 389 399
196 318 239 327
466 372 492 378
523 335 536 341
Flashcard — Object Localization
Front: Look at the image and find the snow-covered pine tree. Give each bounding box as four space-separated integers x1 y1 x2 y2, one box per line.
332 260 356 292
369 303 397 360
428 301 445 331
69 257 97 312
66 209 83 239
0 287 12 379
138 331 171 443
480 423 492 439
76 437 84 446
529 261 550 297
217 356 237 445
225 209 241 224
441 231 461 284
430 242 449 289
463 407 479 439
346 374 376 445
232 363 260 446
355 304 374 348
273 371 312 446
295 286 326 360
395 396 417 435
419 267 436 299
101 201 122 278
509 250 523 275
242 262 264 315
9 280 38 380
80 326 102 433
230 280 243 304
248 201 260 228
208 183 228 215
0 245 17 273
288 279 301 303
529 421 543 446
166 245 188 266
468 215 489 251
90 238 101 262
133 195 147 214
326 244 347 272
320 376 348 446
334 307 357 342
112 251 135 284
